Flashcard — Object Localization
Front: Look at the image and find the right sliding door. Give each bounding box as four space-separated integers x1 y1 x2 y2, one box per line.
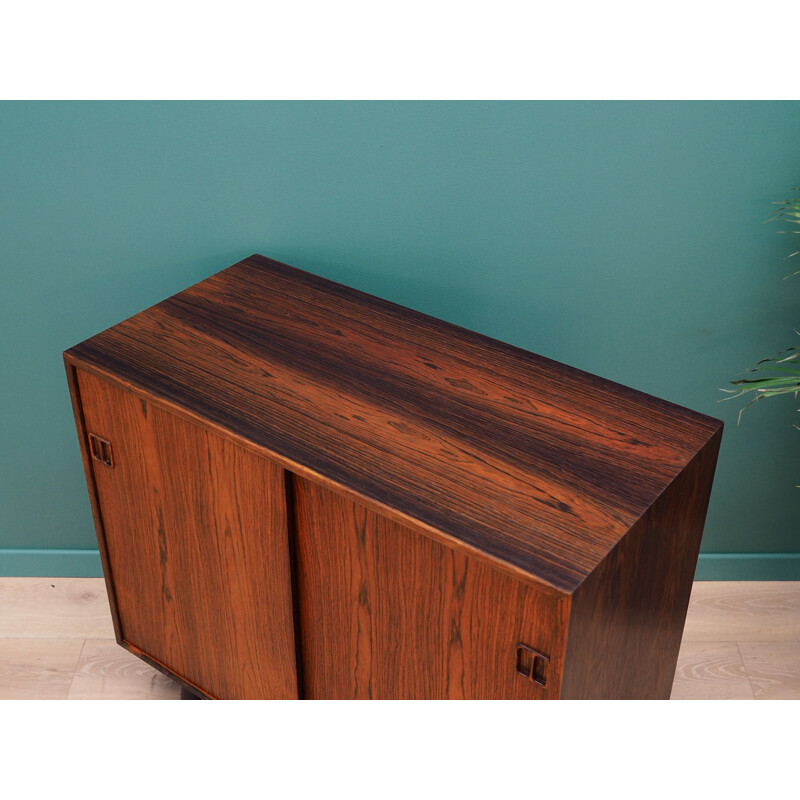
292 475 569 699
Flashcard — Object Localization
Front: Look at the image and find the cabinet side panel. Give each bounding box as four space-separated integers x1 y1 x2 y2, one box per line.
293 476 570 699
63 358 123 641
76 368 298 699
560 428 722 699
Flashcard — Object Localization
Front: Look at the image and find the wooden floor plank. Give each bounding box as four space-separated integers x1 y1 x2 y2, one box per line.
67 639 181 700
670 641 754 700
737 642 800 700
681 581 800 643
0 638 85 699
0 578 115 639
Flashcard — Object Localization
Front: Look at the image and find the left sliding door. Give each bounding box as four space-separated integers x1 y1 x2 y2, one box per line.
71 367 299 699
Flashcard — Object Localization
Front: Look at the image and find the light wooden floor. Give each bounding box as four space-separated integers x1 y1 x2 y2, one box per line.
0 578 797 699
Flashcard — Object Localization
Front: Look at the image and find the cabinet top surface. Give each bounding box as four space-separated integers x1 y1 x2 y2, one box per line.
66 255 722 593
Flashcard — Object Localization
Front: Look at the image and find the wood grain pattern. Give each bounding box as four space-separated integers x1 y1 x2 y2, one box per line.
0 578 114 639
560 428 722 699
670 642 754 700
75 368 298 700
293 475 570 699
67 639 181 700
0 639 85 699
682 582 800 643
737 642 800 699
65 254 723 594
5 580 797 699
65 361 124 641
63 254 724 699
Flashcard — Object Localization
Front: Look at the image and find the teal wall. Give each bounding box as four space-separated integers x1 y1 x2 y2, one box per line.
1 101 798 579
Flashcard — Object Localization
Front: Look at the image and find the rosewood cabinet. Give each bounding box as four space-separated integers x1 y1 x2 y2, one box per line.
64 254 723 699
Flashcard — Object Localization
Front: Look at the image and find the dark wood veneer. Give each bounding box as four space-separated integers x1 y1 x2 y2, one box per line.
64 254 722 699
76 369 298 699
560 428 723 698
293 475 570 699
